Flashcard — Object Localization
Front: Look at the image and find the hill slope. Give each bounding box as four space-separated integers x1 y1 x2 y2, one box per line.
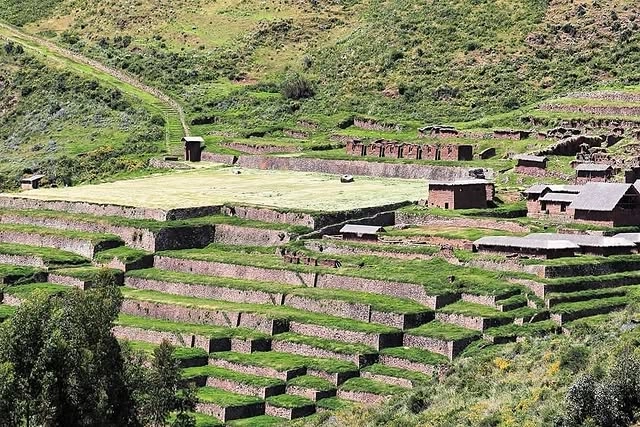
8 0 640 129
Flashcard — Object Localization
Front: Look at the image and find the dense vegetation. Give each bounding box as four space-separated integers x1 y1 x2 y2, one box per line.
0 270 194 426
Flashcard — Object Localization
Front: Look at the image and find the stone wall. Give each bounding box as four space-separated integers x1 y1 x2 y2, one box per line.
112 325 212 351
200 153 238 164
353 117 401 132
124 276 283 306
222 142 301 154
0 253 46 268
540 103 640 117
213 224 291 246
221 205 315 228
0 196 221 221
377 354 446 376
209 358 306 381
120 299 288 335
336 390 387 405
435 312 511 332
0 230 121 258
270 339 376 368
234 156 485 180
315 273 457 309
394 213 529 232
403 333 478 360
287 321 402 350
154 256 316 286
196 401 265 423
48 274 91 290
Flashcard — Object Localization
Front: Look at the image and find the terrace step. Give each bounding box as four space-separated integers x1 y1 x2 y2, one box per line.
2 283 70 306
93 248 153 272
271 332 378 368
550 296 628 325
482 320 561 344
183 365 286 399
361 363 436 388
208 351 359 386
337 377 407 406
460 289 521 310
114 314 271 354
226 415 286 426
543 272 640 295
120 288 402 350
195 386 265 423
124 341 209 368
265 394 316 420
0 264 47 285
48 267 123 290
0 223 123 258
437 301 543 331
127 268 432 329
403 321 481 360
153 254 458 309
286 376 337 401
315 397 356 413
0 207 215 252
378 346 449 376
545 287 629 308
0 243 89 269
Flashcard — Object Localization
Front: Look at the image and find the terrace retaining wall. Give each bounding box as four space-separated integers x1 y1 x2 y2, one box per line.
124 276 284 306
234 156 485 180
120 299 288 335
265 403 316 420
112 325 212 351
0 212 214 251
336 390 388 405
270 340 377 367
0 196 221 221
394 213 529 233
195 402 265 423
402 334 478 360
287 321 402 350
0 253 46 268
154 256 458 309
208 358 306 382
435 312 511 331
0 230 121 258
286 385 336 402
213 224 291 245
153 256 316 286
378 354 447 376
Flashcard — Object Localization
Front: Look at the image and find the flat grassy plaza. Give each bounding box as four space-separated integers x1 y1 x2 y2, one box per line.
9 166 426 212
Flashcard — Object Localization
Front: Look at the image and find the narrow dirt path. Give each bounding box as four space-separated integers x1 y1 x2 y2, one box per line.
0 21 189 147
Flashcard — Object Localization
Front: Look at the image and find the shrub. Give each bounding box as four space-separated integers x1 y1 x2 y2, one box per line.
281 73 314 100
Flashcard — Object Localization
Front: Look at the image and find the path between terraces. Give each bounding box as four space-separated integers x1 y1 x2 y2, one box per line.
0 21 188 150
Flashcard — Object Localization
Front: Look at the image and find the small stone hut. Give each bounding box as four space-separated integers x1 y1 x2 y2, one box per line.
183 136 205 162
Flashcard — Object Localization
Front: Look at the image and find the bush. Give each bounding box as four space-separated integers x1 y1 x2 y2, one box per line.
281 73 314 100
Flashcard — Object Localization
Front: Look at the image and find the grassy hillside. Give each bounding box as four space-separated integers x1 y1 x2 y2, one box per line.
11 0 640 131
0 38 164 190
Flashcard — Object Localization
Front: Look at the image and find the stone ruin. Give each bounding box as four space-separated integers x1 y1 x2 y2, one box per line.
276 248 341 268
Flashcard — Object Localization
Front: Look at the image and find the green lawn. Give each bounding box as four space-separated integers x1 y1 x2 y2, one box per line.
272 332 376 356
182 366 284 388
0 243 88 267
196 387 263 407
339 377 407 396
116 314 268 340
287 375 335 392
210 351 358 374
405 321 482 341
379 346 449 365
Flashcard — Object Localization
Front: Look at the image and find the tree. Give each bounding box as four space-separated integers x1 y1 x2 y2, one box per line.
0 270 136 426
138 341 196 427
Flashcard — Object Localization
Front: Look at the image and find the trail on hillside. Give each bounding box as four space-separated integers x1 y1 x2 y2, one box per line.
0 21 189 148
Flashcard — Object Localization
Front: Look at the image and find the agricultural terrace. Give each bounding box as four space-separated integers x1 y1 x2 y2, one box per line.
10 166 425 212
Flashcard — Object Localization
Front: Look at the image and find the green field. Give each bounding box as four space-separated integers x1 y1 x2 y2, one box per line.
10 166 425 212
